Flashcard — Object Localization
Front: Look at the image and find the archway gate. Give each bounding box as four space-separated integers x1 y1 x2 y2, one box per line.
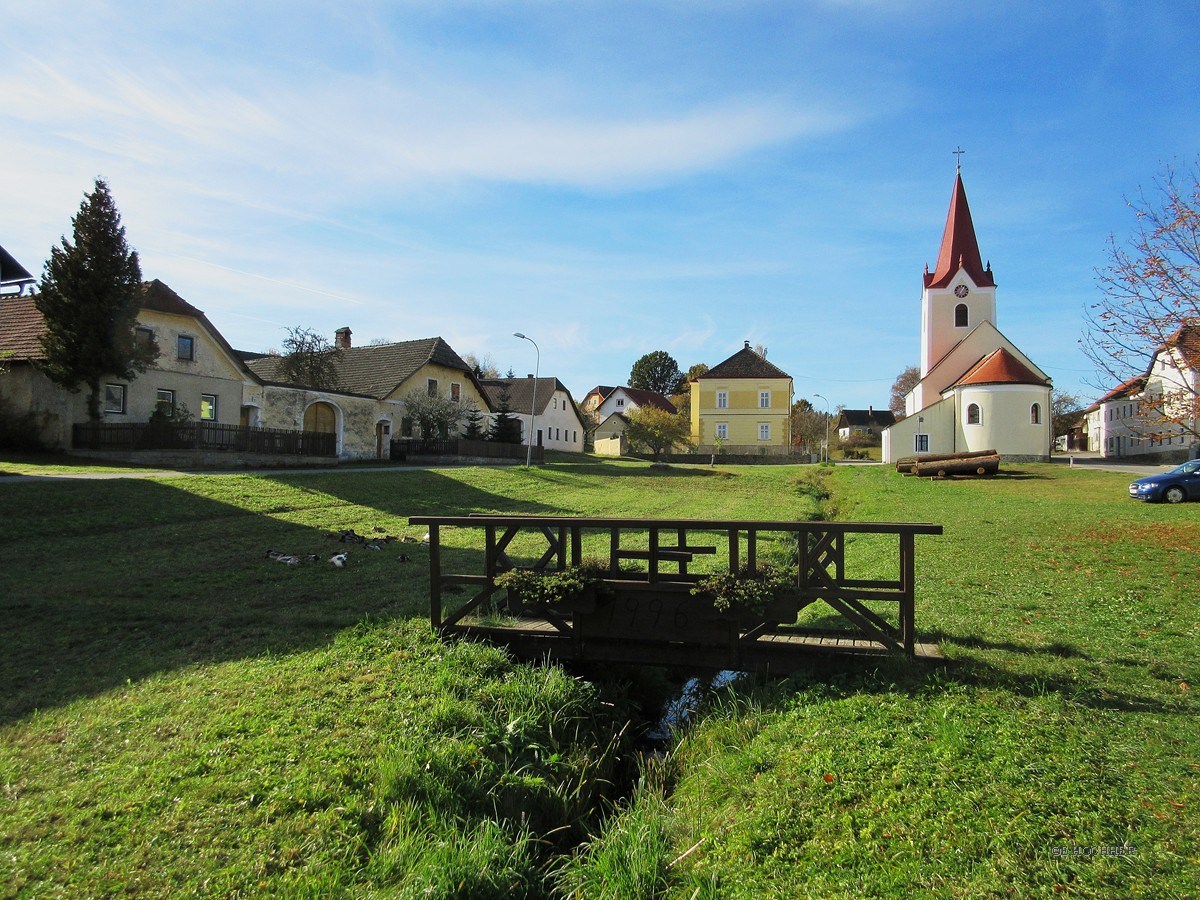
408 515 944 672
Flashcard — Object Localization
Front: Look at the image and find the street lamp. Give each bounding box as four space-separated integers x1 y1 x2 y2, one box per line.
813 393 830 464
513 332 540 467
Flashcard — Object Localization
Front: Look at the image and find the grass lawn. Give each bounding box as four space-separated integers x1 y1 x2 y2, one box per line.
1 455 1197 897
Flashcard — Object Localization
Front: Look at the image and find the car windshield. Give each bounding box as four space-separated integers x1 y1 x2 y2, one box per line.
1170 460 1200 475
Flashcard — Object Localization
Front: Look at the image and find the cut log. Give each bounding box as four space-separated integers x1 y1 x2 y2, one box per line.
899 449 997 474
913 454 1000 478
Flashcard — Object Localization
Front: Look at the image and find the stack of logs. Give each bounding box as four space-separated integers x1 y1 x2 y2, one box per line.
896 449 1000 478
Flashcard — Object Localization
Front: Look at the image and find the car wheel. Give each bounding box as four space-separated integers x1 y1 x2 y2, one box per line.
1164 486 1186 504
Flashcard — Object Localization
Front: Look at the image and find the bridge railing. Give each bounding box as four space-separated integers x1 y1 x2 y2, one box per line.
408 515 943 664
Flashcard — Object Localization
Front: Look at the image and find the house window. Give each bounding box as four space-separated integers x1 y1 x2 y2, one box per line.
759 391 771 409
200 394 217 421
1030 403 1041 425
715 423 729 441
716 391 728 409
967 403 982 425
954 304 968 328
427 378 438 397
758 423 771 441
450 382 461 403
156 389 175 417
104 384 126 414
135 327 155 351
616 398 624 408
915 433 929 452
177 335 195 361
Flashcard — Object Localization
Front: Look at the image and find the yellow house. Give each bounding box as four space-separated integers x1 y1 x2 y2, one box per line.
690 341 793 455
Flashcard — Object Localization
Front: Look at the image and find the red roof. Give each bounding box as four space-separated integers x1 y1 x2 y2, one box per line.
925 173 995 290
0 294 47 359
954 348 1048 387
1164 323 1200 369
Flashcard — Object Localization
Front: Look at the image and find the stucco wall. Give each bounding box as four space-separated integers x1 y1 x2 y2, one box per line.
690 376 792 450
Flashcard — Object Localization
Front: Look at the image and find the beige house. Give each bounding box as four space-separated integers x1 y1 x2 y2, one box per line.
690 342 793 455
0 280 256 449
244 330 492 460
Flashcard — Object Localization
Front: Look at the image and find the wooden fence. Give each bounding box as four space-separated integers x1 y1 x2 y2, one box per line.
392 438 542 463
72 422 337 457
409 515 944 671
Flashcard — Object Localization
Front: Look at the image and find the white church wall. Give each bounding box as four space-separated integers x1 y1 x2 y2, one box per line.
956 384 1051 460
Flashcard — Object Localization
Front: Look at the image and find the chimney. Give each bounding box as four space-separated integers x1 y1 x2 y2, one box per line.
868 405 873 416
744 340 750 349
335 327 352 350
527 373 534 378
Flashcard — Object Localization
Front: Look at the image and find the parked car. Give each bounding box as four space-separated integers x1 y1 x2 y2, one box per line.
1128 459 1200 503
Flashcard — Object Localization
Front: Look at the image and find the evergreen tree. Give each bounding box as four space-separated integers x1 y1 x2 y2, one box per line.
488 385 523 443
462 401 486 439
35 179 157 420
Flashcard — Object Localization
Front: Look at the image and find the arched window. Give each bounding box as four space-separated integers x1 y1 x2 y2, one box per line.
966 403 982 425
954 304 969 327
1030 403 1041 425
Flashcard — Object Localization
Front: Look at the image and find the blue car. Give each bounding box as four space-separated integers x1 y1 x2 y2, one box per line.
1128 459 1200 503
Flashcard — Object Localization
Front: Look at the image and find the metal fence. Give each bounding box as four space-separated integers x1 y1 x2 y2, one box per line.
72 421 337 457
391 438 542 463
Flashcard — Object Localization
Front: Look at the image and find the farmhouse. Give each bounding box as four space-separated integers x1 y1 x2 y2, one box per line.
1082 325 1200 461
883 172 1052 463
0 280 259 450
481 376 587 452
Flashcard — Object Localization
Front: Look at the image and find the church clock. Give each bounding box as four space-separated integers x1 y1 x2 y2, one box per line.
954 284 970 298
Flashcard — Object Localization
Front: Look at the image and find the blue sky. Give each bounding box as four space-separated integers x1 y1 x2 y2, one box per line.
3 1 1198 410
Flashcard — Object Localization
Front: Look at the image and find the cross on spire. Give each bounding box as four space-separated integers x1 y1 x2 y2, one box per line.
953 146 965 173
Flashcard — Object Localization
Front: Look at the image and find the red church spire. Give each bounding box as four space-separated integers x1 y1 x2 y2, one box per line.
924 172 995 289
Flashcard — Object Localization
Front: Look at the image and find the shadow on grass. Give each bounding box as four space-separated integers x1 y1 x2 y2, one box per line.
0 470 530 724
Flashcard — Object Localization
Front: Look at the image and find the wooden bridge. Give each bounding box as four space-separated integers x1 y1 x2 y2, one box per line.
408 515 944 673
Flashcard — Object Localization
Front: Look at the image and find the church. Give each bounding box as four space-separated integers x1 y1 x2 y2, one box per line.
882 171 1052 463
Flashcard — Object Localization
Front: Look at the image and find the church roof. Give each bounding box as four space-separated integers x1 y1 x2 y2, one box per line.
924 173 996 290
697 342 791 380
954 348 1049 388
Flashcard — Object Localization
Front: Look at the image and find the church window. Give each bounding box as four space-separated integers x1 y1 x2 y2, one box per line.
914 434 929 452
1030 403 1041 425
954 304 968 328
967 403 982 425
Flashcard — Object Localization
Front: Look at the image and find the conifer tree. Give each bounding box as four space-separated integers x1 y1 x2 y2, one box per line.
488 385 523 443
36 179 156 420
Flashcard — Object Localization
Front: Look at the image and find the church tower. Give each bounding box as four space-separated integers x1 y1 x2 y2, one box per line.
919 173 997 376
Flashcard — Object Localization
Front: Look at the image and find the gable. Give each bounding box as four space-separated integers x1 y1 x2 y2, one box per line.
915 321 1048 399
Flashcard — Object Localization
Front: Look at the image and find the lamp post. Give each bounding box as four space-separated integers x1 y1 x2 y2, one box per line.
513 332 540 467
813 393 830 464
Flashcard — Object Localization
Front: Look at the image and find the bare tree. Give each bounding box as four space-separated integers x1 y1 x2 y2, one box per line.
889 366 920 419
462 352 501 379
1082 160 1200 439
278 326 342 390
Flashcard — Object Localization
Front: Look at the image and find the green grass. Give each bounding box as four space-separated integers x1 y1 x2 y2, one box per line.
1 455 1197 897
